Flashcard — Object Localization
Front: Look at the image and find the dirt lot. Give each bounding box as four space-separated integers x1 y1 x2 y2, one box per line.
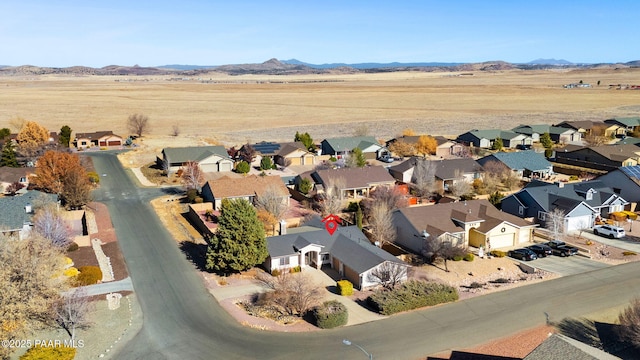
2 69 640 146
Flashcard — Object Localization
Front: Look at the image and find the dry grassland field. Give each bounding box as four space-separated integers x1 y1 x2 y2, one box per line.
1 68 640 145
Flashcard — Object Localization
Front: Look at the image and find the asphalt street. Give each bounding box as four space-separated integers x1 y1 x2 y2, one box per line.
89 152 640 360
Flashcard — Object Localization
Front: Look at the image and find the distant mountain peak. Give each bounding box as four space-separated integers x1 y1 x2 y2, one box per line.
527 58 573 65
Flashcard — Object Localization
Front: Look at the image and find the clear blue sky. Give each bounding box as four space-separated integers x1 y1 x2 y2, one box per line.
1 0 638 67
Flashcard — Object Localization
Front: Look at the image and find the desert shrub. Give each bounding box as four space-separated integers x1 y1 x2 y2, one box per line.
66 242 79 252
469 282 484 289
490 250 506 258
623 251 637 256
569 175 579 181
366 280 458 315
463 253 474 262
452 255 463 261
271 269 282 276
236 161 250 174
186 188 198 202
337 280 354 296
194 196 204 204
289 265 302 273
63 267 79 277
87 171 100 184
20 345 76 360
490 278 510 284
75 265 102 286
459 193 475 201
313 300 348 329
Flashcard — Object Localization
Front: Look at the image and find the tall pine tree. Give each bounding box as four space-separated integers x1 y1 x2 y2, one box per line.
1 140 19 167
206 198 268 274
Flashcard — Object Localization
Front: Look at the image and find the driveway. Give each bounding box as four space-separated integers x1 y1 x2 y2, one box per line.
578 230 640 254
526 255 611 276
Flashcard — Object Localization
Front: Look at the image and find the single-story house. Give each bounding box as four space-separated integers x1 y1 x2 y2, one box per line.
320 136 386 160
604 117 640 134
392 199 536 253
160 146 234 173
388 157 482 191
456 129 532 149
73 131 123 149
308 166 396 199
501 180 628 231
265 224 409 289
512 124 582 144
385 135 465 158
388 158 417 184
553 143 640 173
274 142 316 166
0 190 58 239
477 151 554 179
0 167 32 194
201 175 290 211
596 165 640 209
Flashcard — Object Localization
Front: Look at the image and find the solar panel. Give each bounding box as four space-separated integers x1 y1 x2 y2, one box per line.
621 165 640 179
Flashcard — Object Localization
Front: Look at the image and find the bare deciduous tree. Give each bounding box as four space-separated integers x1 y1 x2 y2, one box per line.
55 287 93 341
0 234 67 359
367 261 407 290
180 161 205 191
367 202 396 248
412 159 439 197
544 208 566 241
255 185 289 220
363 185 408 211
171 124 180 137
448 170 473 199
319 177 346 216
255 272 323 316
388 139 416 157
422 233 466 272
617 298 640 348
33 205 72 249
584 123 610 146
127 113 150 137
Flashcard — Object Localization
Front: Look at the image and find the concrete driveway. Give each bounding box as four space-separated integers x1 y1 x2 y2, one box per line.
577 230 640 254
527 255 611 276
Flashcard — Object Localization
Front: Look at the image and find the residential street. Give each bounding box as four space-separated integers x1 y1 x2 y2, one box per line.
89 152 640 360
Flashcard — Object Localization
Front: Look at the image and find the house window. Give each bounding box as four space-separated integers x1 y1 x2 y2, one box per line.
518 206 524 216
538 211 546 221
586 192 593 201
279 257 290 266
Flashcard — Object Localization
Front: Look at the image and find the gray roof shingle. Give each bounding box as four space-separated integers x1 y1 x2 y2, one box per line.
0 190 58 230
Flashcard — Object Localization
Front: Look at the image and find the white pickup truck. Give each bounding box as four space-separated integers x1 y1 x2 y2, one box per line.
593 225 626 239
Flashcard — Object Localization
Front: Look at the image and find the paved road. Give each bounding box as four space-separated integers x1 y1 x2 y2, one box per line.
89 152 640 359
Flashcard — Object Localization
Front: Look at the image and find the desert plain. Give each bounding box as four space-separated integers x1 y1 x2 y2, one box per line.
1 67 639 145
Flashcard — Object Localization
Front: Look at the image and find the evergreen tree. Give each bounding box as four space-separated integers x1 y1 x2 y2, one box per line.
1 140 19 167
540 132 553 149
205 199 268 273
294 131 314 151
59 125 72 147
0 128 10 140
356 203 363 230
491 138 503 151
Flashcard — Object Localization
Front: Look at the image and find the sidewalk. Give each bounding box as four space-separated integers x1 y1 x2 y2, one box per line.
80 277 134 296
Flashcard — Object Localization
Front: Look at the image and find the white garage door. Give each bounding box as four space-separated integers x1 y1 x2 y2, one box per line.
218 162 233 172
565 215 592 232
489 233 515 249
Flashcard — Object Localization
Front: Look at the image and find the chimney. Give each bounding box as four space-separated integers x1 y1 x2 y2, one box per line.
279 219 287 235
25 203 32 214
554 181 564 188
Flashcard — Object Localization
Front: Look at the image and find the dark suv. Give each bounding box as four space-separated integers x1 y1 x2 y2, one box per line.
528 243 553 258
508 248 538 261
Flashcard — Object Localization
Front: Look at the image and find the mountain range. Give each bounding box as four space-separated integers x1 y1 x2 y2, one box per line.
1 58 638 76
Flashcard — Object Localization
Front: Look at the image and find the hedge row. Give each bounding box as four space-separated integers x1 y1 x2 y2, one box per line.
366 280 459 315
313 300 348 329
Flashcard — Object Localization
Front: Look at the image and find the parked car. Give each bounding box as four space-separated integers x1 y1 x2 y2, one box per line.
528 243 553 258
378 155 394 163
508 248 538 261
593 225 626 239
516 144 532 150
546 240 579 257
